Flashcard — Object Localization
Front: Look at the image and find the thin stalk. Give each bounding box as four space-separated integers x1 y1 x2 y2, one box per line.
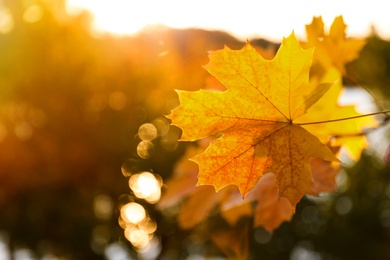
297 110 390 126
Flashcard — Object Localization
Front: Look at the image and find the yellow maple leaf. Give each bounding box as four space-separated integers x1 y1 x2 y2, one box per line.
296 68 376 160
168 32 339 208
304 16 366 75
301 16 375 160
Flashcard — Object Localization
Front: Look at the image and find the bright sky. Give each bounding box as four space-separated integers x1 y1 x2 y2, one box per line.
66 0 390 41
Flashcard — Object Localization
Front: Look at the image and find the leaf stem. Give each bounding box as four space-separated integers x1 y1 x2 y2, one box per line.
297 110 390 126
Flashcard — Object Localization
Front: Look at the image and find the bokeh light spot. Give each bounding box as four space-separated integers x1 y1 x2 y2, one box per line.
94 194 114 220
335 196 353 215
138 123 157 141
14 248 36 260
87 93 107 112
139 217 157 234
121 202 146 224
129 172 162 203
301 206 318 224
104 243 131 260
151 117 169 136
0 8 14 33
160 125 181 151
128 229 151 249
91 225 111 253
121 158 141 177
254 227 272 244
137 140 154 159
137 236 161 259
336 170 350 193
23 5 43 23
92 225 110 244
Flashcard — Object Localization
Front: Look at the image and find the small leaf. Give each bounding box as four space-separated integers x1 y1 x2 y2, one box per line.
246 173 294 232
311 144 341 194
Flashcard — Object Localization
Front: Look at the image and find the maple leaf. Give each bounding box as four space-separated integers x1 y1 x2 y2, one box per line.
311 144 341 194
245 172 294 231
158 140 340 231
296 68 376 160
301 16 376 160
304 16 366 75
158 140 237 229
168 32 339 208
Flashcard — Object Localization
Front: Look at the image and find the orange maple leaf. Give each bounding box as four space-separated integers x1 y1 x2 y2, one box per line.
158 140 340 231
168 32 339 209
246 173 294 232
311 144 341 194
304 16 366 75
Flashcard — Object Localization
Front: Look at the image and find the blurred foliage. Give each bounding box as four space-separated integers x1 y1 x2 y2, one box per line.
0 0 252 258
0 0 389 259
347 33 390 109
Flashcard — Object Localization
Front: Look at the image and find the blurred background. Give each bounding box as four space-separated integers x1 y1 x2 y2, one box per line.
0 0 390 259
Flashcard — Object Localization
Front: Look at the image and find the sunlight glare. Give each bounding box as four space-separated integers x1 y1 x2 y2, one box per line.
67 0 167 35
67 0 390 41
